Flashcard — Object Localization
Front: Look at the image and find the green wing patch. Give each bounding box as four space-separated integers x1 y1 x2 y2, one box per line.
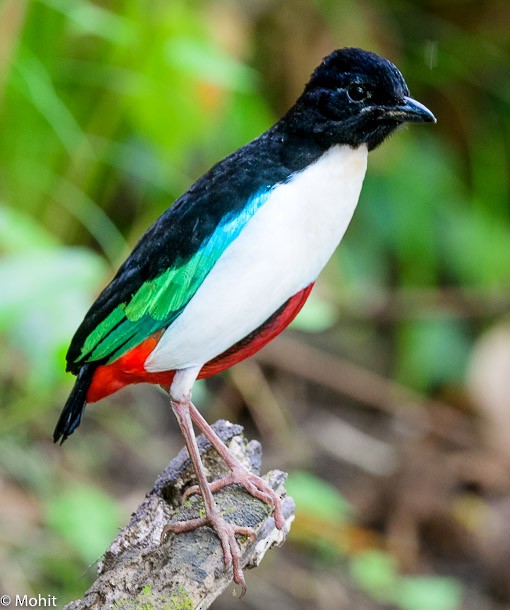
75 188 272 365
78 245 215 363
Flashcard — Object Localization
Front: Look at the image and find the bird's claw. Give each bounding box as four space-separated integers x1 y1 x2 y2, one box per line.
161 509 256 592
183 468 285 529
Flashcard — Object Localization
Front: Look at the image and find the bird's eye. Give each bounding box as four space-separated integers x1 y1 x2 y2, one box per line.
347 84 368 102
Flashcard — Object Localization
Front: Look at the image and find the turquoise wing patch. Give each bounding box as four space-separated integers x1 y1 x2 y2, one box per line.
76 188 271 364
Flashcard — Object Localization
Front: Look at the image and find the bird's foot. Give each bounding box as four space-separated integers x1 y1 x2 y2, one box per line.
167 395 284 592
161 505 256 595
182 466 285 529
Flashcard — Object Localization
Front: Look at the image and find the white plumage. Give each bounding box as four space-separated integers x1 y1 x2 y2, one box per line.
145 143 368 374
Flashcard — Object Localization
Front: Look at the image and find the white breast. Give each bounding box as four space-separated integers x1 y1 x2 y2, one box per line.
145 143 368 372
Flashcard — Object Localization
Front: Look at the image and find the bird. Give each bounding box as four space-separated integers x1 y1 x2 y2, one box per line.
54 47 435 590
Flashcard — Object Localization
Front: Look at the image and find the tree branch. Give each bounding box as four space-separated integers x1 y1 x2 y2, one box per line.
64 420 295 610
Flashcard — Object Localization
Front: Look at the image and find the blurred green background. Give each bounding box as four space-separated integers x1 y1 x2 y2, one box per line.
1 1 510 608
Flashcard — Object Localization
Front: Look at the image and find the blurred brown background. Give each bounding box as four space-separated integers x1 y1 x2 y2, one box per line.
1 0 510 608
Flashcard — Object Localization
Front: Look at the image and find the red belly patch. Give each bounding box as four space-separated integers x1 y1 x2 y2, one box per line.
86 283 314 403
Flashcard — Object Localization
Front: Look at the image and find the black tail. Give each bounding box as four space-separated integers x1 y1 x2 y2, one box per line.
53 364 95 444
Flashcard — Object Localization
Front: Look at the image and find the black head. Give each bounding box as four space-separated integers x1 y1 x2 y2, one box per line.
285 48 435 151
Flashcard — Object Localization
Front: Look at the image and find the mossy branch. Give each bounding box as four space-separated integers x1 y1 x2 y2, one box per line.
63 420 295 610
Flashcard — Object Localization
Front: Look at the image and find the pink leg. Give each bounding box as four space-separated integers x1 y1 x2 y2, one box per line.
161 398 255 593
181 401 285 529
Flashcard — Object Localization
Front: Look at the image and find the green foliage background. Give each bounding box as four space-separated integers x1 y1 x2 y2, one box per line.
0 0 509 608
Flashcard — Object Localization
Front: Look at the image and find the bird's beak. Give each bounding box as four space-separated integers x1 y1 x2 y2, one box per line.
385 96 436 123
